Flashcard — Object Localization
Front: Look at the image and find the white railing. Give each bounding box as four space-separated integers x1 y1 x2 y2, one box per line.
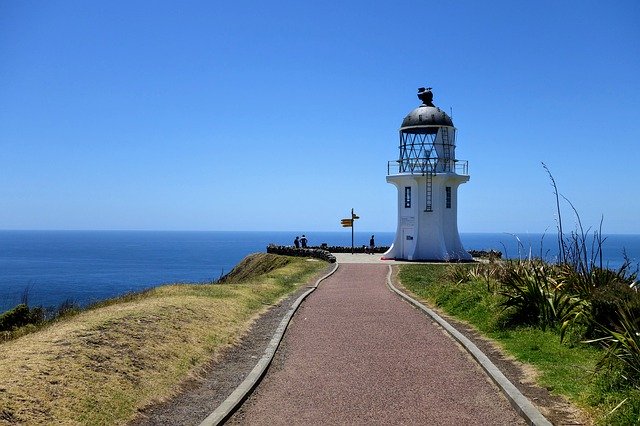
387 159 468 175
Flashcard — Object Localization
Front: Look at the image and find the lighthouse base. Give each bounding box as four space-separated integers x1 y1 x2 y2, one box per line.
384 173 472 262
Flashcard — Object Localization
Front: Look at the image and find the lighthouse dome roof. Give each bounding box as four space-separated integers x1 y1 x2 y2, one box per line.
400 87 453 133
401 105 453 128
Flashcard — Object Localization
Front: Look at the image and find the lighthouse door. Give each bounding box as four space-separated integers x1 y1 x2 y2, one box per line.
402 229 415 260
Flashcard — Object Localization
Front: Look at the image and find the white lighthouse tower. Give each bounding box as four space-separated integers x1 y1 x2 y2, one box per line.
383 87 472 261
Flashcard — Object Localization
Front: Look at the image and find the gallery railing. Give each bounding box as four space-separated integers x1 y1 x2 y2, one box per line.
387 159 468 175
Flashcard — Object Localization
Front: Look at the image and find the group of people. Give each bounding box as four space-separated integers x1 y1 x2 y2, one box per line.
293 235 308 248
292 234 376 253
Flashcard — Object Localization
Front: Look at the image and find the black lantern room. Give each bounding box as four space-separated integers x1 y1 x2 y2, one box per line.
397 87 457 175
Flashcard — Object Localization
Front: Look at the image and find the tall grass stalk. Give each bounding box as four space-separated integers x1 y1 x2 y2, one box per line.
543 162 566 263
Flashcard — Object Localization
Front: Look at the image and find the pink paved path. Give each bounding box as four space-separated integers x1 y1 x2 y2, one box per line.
229 264 525 425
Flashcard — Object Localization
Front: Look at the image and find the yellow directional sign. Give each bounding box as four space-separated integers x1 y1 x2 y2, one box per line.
341 219 353 227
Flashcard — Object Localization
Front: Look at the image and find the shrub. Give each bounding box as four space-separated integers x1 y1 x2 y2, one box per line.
0 300 76 342
0 304 44 331
588 303 640 390
445 263 505 290
587 283 640 339
499 262 551 327
556 262 639 341
265 245 336 263
444 264 470 284
499 261 583 330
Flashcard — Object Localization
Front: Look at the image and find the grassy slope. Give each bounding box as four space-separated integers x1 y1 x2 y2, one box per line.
0 254 326 425
397 264 606 423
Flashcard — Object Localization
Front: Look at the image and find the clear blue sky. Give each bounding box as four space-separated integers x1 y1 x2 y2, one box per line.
1 1 639 234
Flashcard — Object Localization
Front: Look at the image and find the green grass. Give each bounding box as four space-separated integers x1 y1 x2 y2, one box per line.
495 327 598 397
398 263 639 425
400 264 504 332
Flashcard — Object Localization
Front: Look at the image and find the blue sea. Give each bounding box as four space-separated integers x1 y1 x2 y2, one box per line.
1 230 638 311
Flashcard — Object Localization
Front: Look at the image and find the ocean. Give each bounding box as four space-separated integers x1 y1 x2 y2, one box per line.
1 230 638 310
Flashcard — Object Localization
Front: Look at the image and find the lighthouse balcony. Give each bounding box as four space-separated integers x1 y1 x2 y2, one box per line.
387 159 468 176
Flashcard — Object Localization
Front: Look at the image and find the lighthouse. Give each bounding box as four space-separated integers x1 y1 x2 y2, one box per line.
383 88 472 261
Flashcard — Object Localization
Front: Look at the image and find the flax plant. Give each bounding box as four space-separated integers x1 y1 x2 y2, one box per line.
588 305 640 386
499 260 583 330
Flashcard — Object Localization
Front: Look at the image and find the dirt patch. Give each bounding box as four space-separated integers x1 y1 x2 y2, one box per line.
390 267 592 426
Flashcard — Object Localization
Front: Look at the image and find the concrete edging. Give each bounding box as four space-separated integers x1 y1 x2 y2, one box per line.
199 262 340 426
385 265 552 426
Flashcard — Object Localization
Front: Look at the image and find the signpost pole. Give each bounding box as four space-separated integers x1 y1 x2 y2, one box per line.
351 208 354 254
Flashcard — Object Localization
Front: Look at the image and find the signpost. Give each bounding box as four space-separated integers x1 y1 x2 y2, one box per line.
340 208 360 254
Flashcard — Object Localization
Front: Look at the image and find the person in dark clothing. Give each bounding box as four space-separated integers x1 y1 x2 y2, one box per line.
300 235 308 248
294 236 300 248
369 235 375 254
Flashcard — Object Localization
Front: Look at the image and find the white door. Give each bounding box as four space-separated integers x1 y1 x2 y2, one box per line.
402 228 415 260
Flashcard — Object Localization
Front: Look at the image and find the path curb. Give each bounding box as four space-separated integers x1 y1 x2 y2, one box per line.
385 265 552 426
199 262 340 426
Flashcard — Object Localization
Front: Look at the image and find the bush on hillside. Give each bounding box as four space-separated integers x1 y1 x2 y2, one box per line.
587 282 640 338
0 304 44 332
266 245 336 263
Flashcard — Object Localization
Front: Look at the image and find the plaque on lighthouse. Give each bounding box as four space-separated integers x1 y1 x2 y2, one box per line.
382 88 472 261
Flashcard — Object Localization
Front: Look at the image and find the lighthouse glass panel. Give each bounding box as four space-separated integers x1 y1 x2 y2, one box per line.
399 133 437 173
404 187 411 208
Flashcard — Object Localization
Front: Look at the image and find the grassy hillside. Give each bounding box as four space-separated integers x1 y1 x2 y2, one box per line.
0 254 327 425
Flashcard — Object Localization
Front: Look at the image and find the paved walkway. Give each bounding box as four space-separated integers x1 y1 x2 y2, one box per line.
332 253 411 264
229 264 525 425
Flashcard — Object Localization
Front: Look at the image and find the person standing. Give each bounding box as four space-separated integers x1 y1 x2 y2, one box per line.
294 236 300 248
300 235 308 248
369 235 375 254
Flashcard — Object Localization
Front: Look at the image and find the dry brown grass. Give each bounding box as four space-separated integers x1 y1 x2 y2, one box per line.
0 254 325 425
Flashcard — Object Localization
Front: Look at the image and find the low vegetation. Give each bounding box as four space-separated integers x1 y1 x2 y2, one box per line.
0 299 82 343
0 253 327 425
0 304 44 333
399 253 639 424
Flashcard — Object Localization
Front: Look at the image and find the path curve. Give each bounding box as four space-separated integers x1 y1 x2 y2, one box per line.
199 263 339 426
228 263 528 425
